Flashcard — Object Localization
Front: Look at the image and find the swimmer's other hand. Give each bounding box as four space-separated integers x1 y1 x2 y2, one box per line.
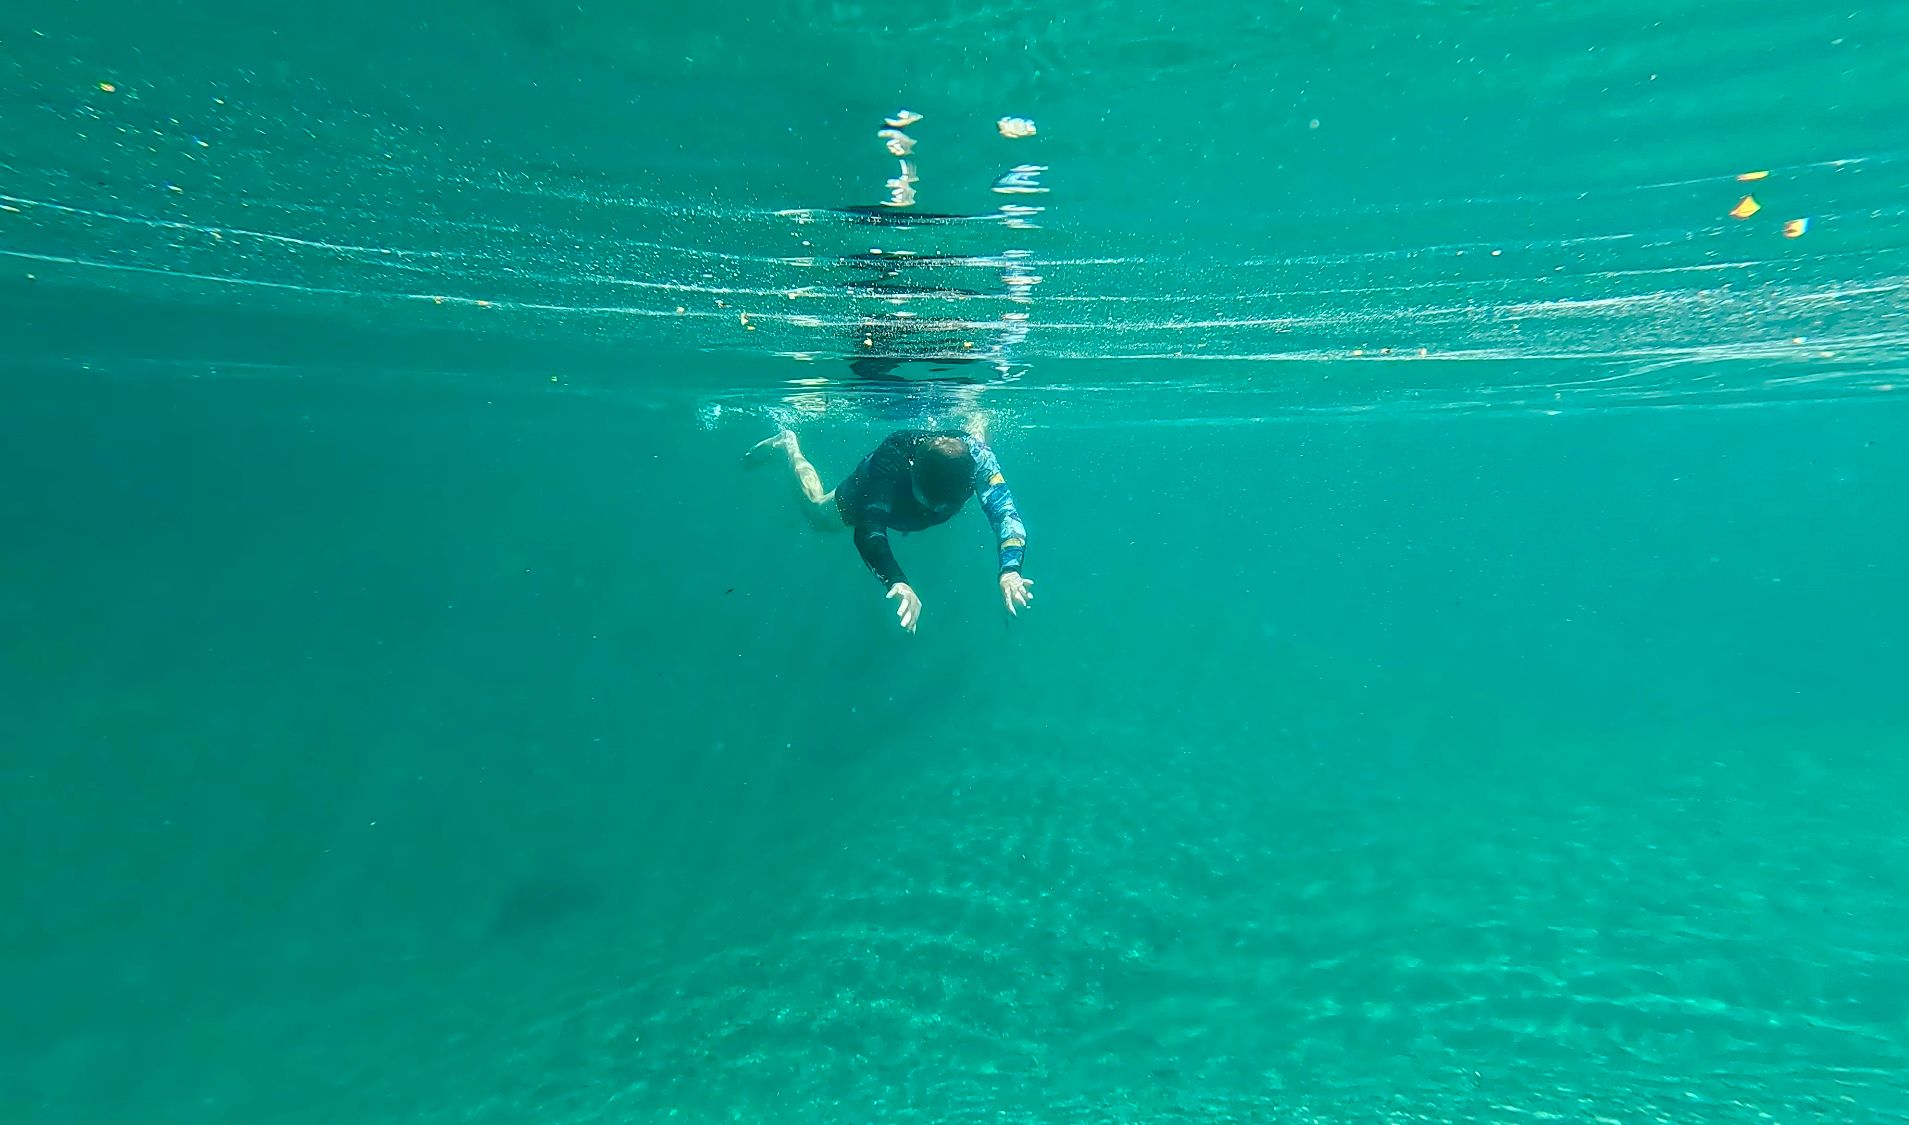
1000 572 1034 616
887 582 922 634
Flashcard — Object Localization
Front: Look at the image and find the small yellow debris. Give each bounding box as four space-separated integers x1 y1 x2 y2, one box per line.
475 300 491 308
745 324 756 331
1351 348 1365 357
432 296 444 304
675 306 686 314
863 337 874 347
885 109 922 129
997 116 1037 139
1729 195 1761 220
1418 348 1429 356
1783 218 1809 238
739 312 749 325
98 82 116 93
1737 170 1769 182
961 341 974 349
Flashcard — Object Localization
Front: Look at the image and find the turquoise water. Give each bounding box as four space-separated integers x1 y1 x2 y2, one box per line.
5 3 1909 1123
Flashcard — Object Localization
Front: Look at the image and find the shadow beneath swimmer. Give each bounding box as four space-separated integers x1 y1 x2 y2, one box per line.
489 874 604 939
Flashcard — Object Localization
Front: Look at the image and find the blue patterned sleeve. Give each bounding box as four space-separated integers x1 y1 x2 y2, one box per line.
967 439 1027 574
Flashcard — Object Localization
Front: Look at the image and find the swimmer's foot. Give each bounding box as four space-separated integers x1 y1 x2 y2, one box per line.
744 430 794 467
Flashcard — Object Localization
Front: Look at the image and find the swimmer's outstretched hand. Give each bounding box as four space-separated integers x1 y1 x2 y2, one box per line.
1000 572 1035 616
887 582 922 633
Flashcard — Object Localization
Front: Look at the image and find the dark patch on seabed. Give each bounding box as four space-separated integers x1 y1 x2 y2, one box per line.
490 874 604 939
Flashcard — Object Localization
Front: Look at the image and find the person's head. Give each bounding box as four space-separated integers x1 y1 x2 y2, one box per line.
909 436 974 508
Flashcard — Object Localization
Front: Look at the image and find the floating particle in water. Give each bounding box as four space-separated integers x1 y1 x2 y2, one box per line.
98 81 116 93
1737 170 1769 181
675 306 685 314
885 109 922 128
997 116 1037 139
1729 194 1760 219
1784 218 1809 238
878 128 914 156
1308 118 1320 129
1490 248 1502 256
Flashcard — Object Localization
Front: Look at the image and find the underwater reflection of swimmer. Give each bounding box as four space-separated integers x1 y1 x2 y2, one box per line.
842 279 984 298
836 252 983 303
847 316 988 383
849 354 984 381
834 248 1018 383
829 205 990 226
745 428 1032 633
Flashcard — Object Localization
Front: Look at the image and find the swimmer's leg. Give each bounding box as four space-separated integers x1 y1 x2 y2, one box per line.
947 386 990 442
747 430 844 532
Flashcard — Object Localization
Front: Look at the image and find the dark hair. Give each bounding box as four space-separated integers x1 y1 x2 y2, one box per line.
912 436 973 505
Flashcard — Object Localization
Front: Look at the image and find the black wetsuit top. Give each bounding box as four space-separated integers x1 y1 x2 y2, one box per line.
831 430 1027 588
